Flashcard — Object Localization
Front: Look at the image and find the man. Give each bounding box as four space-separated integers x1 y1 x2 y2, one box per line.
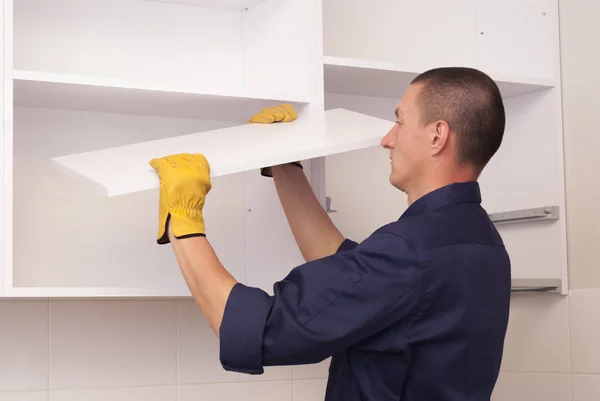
148 67 511 400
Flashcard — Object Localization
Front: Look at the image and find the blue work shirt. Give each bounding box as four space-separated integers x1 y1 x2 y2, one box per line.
219 181 511 400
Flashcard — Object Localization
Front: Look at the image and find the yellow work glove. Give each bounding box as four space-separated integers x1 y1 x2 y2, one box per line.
248 103 303 177
148 153 211 245
248 103 298 123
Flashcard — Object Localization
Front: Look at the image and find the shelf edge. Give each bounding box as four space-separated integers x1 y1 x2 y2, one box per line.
511 278 563 293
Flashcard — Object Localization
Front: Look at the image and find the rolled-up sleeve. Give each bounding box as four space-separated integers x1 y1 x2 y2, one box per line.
219 230 422 374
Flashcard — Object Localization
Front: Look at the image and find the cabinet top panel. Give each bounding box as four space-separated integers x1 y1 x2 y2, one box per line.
51 108 393 197
323 56 555 99
13 70 309 122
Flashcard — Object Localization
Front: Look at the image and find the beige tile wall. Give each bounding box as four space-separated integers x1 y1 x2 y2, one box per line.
0 290 599 400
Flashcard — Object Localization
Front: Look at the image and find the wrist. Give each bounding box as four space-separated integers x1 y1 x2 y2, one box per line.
272 162 303 174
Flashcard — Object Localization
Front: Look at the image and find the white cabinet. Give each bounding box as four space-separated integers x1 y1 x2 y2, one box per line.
321 0 567 293
0 0 568 297
475 0 558 82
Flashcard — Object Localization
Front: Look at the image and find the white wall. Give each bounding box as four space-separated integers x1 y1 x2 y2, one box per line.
1 0 600 400
0 292 598 401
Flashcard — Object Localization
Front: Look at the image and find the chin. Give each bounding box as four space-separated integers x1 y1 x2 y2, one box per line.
389 176 406 193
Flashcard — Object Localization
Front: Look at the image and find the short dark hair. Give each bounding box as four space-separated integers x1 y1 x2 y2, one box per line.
410 67 505 171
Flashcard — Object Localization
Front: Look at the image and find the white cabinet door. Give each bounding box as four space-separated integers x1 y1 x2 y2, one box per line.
475 0 557 82
10 108 248 295
323 0 477 72
324 93 407 244
244 165 313 295
0 0 5 296
1 0 12 297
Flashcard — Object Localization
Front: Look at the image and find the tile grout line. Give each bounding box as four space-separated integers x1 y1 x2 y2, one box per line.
43 378 315 393
47 299 52 401
567 291 574 401
500 369 573 375
176 300 180 401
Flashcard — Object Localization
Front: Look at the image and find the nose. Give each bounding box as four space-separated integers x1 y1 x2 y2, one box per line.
381 123 397 149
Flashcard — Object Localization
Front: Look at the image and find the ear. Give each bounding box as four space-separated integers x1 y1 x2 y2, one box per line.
430 119 451 156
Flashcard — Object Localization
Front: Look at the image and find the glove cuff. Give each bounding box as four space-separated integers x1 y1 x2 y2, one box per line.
157 213 206 245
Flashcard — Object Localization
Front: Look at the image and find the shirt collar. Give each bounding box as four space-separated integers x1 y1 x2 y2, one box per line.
400 181 482 219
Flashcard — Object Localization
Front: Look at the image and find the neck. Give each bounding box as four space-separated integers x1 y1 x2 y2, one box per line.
406 166 478 206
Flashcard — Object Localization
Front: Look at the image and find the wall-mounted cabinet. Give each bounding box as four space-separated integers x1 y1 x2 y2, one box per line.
0 0 568 297
321 0 567 294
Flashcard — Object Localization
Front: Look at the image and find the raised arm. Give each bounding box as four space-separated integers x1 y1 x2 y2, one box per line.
219 228 422 372
271 163 345 261
148 152 422 371
248 104 346 261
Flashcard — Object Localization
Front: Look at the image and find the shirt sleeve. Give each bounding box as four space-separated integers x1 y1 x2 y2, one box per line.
336 238 358 252
218 230 422 375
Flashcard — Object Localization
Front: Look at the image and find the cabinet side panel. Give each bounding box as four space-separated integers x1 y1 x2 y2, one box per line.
324 93 406 243
1 0 13 296
14 0 243 92
323 0 476 71
241 0 319 104
12 107 246 291
0 0 4 295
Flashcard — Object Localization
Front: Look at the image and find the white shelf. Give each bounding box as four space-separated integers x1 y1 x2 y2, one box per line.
144 0 270 10
323 56 555 99
13 70 309 121
50 108 392 197
511 279 562 293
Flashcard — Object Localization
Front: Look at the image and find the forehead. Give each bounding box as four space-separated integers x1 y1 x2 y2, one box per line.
395 83 422 119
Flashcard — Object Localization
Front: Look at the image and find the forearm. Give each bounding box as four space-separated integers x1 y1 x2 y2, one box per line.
271 163 345 261
168 230 237 336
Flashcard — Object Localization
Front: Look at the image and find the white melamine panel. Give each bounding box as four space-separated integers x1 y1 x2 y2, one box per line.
10 108 245 293
479 90 563 215
475 0 557 82
0 0 7 297
324 94 407 243
241 0 318 103
478 88 565 282
244 165 313 295
13 70 309 121
324 89 566 283
323 0 476 72
324 56 555 100
14 0 243 92
51 109 391 197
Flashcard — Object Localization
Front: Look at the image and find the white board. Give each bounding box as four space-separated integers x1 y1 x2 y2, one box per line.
51 108 393 197
324 56 555 99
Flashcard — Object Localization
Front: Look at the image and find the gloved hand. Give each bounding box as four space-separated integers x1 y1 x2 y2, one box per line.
148 153 211 244
248 103 298 123
248 103 303 177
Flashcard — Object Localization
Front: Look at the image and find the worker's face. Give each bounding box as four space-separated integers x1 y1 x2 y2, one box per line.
381 83 431 193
